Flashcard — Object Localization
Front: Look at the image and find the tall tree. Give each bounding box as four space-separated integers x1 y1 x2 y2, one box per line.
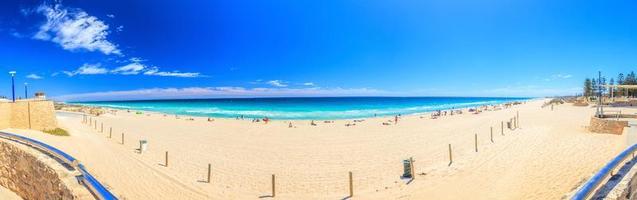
610 78 615 97
618 73 625 96
584 78 592 97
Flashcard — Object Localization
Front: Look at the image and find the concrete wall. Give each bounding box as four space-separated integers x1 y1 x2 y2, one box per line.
0 100 57 130
589 117 629 135
0 141 78 199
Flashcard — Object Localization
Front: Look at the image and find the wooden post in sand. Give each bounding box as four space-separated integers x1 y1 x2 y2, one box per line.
165 151 169 167
349 171 353 197
94 121 97 129
490 131 494 143
448 144 453 165
101 123 103 132
121 133 124 144
272 174 276 197
517 111 520 128
474 133 478 152
207 164 212 183
89 118 92 126
501 121 504 136
109 127 112 138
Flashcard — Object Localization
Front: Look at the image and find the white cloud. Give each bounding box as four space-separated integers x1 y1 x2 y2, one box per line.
106 14 115 18
143 67 202 78
111 63 146 75
303 82 315 86
26 74 43 79
63 63 108 76
33 3 121 55
267 80 288 87
555 74 572 79
128 57 145 62
116 25 124 32
545 74 573 81
60 62 203 78
53 87 387 101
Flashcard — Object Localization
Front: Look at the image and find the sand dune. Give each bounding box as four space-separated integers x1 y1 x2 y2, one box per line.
1 99 625 199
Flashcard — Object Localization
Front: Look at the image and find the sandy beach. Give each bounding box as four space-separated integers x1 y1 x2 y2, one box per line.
0 99 626 199
0 186 21 200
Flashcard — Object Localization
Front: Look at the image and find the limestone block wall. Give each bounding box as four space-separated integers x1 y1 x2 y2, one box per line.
0 100 57 130
0 141 76 199
589 117 629 135
0 103 11 130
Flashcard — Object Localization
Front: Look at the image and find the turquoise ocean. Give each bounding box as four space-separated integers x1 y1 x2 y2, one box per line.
73 97 529 120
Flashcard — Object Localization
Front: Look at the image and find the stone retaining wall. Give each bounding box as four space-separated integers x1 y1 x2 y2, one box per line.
0 141 89 199
589 117 629 135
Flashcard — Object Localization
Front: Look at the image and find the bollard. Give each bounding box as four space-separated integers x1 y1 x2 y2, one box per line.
349 171 353 197
448 144 453 165
474 133 478 152
207 164 212 183
165 151 169 167
272 174 276 197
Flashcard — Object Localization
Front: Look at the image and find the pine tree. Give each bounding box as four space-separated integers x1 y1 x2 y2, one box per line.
618 73 625 96
584 78 592 97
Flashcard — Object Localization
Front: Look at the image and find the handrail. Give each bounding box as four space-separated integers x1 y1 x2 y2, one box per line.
0 131 118 200
571 143 637 200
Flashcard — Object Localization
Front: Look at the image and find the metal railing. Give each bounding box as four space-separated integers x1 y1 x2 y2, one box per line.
571 143 637 200
0 131 118 200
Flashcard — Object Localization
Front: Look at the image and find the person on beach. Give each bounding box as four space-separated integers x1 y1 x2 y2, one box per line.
289 122 293 128
394 115 398 124
264 117 269 124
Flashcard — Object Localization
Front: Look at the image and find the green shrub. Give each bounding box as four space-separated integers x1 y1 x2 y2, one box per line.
43 128 70 136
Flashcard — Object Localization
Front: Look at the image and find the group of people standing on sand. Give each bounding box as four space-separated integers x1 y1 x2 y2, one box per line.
430 109 464 119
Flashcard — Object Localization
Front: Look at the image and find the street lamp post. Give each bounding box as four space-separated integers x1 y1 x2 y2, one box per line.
9 71 16 102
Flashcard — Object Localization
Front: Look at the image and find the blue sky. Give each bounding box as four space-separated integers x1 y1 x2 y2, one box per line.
0 0 636 101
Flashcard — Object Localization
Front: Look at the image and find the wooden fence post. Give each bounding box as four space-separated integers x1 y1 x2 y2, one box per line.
349 171 353 197
272 174 276 197
165 151 169 167
101 123 103 132
501 121 504 136
474 133 478 152
207 163 212 183
517 111 520 128
121 133 124 144
448 144 453 166
109 127 112 138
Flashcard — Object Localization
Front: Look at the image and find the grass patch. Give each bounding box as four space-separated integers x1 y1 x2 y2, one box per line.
43 128 70 136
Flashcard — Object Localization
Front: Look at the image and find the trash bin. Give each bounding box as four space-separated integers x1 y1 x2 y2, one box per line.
139 140 148 153
402 159 412 178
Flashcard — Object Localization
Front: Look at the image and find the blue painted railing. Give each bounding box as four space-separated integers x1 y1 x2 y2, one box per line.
0 131 118 200
572 143 637 200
